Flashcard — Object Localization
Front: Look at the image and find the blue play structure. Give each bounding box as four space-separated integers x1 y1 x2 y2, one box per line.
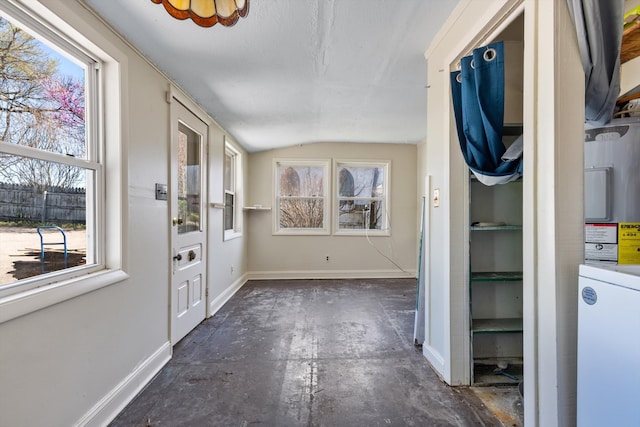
36 226 68 272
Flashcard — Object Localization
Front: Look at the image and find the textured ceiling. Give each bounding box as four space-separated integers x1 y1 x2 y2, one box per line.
82 0 460 152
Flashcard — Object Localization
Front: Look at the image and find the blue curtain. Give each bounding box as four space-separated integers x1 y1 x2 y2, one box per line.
451 41 522 185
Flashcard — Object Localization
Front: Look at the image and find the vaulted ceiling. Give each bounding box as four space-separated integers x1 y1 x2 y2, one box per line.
82 0 460 152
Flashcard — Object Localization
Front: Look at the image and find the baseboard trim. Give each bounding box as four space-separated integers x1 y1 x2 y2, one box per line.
246 269 416 281
208 273 248 316
422 344 446 382
76 341 171 427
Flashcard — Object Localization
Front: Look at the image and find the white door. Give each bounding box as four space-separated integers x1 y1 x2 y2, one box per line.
170 100 207 345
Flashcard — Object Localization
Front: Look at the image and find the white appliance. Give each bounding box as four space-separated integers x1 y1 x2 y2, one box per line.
577 263 640 426
584 117 640 264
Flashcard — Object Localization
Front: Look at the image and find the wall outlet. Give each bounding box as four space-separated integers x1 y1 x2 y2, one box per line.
325 255 330 263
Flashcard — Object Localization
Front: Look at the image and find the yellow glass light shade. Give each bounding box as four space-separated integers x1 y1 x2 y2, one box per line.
151 0 249 27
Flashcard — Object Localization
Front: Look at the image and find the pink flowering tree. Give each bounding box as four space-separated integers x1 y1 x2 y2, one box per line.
0 17 86 189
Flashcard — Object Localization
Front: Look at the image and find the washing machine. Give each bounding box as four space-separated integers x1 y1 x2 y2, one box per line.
577 263 640 426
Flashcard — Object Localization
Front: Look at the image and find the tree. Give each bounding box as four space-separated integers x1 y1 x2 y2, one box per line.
279 166 325 229
0 17 85 190
336 165 385 230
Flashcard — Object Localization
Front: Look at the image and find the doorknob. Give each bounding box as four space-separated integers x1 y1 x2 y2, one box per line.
173 253 182 261
188 250 196 261
172 217 183 226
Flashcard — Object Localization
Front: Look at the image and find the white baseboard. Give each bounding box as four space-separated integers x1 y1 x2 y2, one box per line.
208 273 248 316
246 269 416 281
422 344 446 382
76 341 171 427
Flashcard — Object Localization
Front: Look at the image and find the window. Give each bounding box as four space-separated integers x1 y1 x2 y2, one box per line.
335 161 389 235
274 160 329 234
0 4 111 302
224 141 241 240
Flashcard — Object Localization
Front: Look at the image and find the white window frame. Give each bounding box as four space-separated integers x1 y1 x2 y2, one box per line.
333 160 390 236
0 1 126 324
223 139 242 241
274 159 330 235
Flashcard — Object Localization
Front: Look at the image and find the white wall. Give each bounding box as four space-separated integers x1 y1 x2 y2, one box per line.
247 142 418 279
524 2 584 425
207 131 249 314
0 1 247 425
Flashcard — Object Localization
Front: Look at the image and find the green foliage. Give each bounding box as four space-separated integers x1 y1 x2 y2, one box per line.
0 220 86 230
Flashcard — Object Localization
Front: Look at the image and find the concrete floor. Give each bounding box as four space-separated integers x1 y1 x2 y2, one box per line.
111 279 517 426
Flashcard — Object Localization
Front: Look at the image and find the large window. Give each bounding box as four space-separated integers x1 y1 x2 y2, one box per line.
335 161 389 235
0 6 103 298
274 160 329 234
224 141 241 240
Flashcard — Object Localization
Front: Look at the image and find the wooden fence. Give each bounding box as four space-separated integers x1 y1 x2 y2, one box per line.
0 183 86 224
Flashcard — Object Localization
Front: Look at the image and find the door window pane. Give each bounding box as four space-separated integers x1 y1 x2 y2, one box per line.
177 122 201 234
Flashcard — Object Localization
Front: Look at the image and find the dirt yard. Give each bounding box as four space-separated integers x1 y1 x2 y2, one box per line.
0 226 86 285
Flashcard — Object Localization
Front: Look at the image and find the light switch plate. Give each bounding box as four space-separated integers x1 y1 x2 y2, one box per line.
155 183 168 200
433 188 440 207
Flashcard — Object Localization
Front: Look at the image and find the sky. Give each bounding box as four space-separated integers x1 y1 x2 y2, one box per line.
0 14 85 82
39 41 85 82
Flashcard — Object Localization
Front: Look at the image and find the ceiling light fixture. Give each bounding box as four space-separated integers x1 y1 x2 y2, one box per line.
151 0 249 28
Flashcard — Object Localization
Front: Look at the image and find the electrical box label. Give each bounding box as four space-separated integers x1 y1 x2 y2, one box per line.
618 223 640 264
585 243 618 261
585 223 617 244
582 287 597 305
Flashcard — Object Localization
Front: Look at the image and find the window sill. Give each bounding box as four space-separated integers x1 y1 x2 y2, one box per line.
333 230 391 237
224 230 243 241
0 269 129 325
273 230 331 236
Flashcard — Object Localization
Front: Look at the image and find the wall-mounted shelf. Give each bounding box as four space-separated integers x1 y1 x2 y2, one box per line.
469 172 524 386
471 271 523 282
472 318 523 334
470 225 522 231
243 206 271 211
503 123 523 136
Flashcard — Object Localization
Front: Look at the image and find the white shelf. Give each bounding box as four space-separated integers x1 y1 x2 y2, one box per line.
470 224 522 231
472 318 523 334
243 206 271 211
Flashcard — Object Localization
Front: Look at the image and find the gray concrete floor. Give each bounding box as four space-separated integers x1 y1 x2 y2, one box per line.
111 279 512 426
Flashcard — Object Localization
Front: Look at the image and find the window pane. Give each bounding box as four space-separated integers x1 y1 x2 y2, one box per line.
337 164 386 231
276 162 327 231
224 152 234 192
338 166 384 197
0 154 90 287
338 199 383 230
0 17 86 159
278 165 324 197
224 192 234 231
279 198 324 229
177 123 201 234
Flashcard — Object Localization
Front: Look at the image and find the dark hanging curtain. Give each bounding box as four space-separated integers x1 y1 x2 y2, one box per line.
451 41 522 185
566 0 624 125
